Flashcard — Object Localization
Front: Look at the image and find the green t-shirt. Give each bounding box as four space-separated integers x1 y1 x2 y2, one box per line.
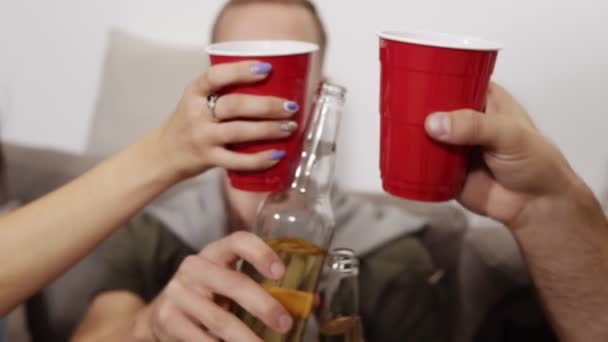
0 319 5 342
96 214 195 302
95 213 446 342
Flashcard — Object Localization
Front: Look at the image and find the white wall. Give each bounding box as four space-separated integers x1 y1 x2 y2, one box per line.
2 0 608 197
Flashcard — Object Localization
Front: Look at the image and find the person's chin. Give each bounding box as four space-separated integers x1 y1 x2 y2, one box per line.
223 174 269 229
223 175 268 197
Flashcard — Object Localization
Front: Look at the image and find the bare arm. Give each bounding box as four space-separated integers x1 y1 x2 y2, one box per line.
0 60 293 315
513 181 608 341
0 132 176 315
71 292 147 342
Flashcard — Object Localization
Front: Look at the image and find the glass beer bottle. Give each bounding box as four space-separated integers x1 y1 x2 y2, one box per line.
235 82 347 342
319 249 365 342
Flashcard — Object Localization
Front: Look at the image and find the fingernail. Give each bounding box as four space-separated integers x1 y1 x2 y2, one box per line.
270 262 285 279
270 150 286 161
314 293 321 308
280 121 298 132
426 112 451 139
277 314 293 332
252 62 272 75
283 101 299 114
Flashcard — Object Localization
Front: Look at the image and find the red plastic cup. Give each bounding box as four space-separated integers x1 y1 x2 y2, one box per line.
378 30 501 202
206 40 319 192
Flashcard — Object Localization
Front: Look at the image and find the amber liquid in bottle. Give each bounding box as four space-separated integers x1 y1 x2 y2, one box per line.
320 316 365 342
236 237 326 342
318 249 365 342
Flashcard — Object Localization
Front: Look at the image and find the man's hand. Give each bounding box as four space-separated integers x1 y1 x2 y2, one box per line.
135 232 292 342
425 83 580 228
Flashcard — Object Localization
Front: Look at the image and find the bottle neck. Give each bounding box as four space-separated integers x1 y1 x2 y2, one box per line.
291 83 345 196
323 249 360 316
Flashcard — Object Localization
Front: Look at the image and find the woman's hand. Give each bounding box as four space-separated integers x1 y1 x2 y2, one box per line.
154 60 300 181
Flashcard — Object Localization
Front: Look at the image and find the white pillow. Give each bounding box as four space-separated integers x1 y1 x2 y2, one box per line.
87 30 207 158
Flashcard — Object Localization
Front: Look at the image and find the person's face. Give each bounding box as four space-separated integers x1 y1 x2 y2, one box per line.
214 2 324 85
214 2 322 49
216 3 326 230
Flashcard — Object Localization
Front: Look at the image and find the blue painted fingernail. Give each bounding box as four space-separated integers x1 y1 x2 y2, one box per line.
284 101 299 114
278 314 293 332
252 62 272 75
270 150 286 161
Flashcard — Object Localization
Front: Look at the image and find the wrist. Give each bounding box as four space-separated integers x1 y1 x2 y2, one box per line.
128 128 184 188
510 172 608 342
130 307 157 342
513 170 607 235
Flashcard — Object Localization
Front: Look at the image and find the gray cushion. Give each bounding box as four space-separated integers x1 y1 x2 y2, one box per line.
3 143 96 203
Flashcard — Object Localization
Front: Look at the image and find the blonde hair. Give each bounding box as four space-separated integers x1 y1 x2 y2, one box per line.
211 0 328 52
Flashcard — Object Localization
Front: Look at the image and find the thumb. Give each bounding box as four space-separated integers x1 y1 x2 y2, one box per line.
425 110 505 150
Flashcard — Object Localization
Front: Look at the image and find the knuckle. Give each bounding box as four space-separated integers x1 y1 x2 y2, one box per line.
229 271 251 289
218 124 239 144
239 61 255 75
230 231 254 245
470 115 485 140
179 255 200 274
182 95 201 119
237 154 270 171
204 311 227 335
461 109 477 117
202 238 223 254
459 110 482 143
165 279 184 297
511 120 530 145
223 64 241 80
154 302 176 327
458 109 477 124
262 97 277 114
205 68 220 87
219 95 239 117
251 155 272 170
264 122 280 136
211 267 243 291
193 76 209 96
221 320 247 341
251 123 274 139
257 298 283 323
185 79 198 96
198 124 215 143
258 247 276 264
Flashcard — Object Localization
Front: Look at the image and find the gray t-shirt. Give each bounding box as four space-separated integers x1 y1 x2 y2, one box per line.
146 169 428 256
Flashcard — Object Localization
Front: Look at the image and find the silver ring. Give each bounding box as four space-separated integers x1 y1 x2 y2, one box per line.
207 94 220 121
